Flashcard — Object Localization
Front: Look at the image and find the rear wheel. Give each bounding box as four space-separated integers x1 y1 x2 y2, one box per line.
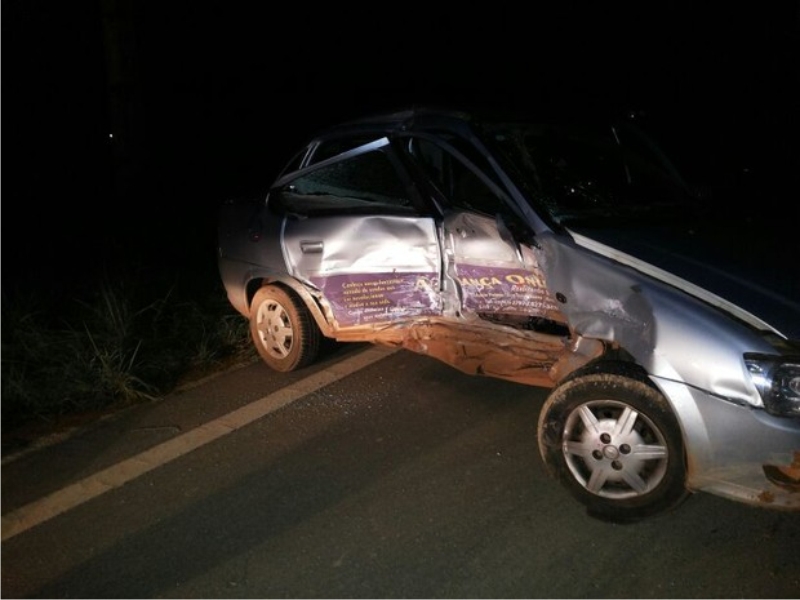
538 371 689 522
249 285 321 372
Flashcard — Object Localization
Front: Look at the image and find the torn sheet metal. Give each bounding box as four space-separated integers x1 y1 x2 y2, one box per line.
444 211 567 323
763 451 800 494
445 211 522 267
535 232 656 358
535 230 784 406
399 322 561 387
334 317 602 388
395 320 601 387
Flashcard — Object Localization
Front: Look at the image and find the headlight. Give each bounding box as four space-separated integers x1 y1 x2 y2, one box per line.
744 354 800 417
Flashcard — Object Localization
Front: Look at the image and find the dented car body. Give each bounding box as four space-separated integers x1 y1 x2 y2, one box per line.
218 108 800 521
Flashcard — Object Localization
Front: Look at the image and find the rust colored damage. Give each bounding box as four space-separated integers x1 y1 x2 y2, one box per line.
762 450 800 493
337 317 604 388
399 322 563 387
689 458 800 510
758 490 776 504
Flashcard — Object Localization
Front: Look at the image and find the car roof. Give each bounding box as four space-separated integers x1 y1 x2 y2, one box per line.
311 106 477 140
310 104 639 143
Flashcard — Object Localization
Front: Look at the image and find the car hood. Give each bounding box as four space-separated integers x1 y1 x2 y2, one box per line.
566 218 800 342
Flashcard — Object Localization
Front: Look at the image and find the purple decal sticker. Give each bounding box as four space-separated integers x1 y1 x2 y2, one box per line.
456 265 561 315
311 273 440 326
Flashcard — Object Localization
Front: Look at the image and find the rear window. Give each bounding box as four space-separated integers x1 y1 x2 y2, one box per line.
274 148 415 216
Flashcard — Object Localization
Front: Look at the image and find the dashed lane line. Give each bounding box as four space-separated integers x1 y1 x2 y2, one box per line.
1 345 398 542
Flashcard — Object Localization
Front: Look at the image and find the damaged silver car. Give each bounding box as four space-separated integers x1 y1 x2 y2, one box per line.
218 107 799 522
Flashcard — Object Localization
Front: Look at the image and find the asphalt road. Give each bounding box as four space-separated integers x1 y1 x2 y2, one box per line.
2 344 799 598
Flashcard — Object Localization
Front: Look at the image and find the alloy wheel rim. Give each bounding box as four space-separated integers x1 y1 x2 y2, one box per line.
561 399 669 499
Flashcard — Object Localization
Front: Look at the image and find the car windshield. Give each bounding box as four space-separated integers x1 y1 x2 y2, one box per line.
484 120 699 227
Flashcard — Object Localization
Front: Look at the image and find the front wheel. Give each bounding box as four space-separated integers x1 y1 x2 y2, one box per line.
538 372 689 522
249 285 321 372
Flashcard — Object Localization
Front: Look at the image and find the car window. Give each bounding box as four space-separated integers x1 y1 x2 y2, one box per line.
409 137 509 217
488 123 694 224
273 148 416 216
532 126 627 201
614 124 692 204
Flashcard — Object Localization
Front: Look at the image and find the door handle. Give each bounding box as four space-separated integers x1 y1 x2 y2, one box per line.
300 241 323 254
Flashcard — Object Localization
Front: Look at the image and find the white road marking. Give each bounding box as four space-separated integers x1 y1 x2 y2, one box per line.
1 345 398 542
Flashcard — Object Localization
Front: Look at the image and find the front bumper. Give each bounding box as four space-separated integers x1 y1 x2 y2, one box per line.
657 378 800 511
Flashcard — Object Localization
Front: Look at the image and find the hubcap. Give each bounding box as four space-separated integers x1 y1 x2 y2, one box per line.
256 299 293 359
562 400 669 499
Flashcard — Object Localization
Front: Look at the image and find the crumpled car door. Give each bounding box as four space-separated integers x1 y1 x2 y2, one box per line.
398 134 574 385
443 210 565 325
273 140 444 331
283 214 442 328
413 207 572 386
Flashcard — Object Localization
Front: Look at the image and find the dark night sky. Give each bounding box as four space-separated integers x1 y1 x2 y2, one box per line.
3 2 799 294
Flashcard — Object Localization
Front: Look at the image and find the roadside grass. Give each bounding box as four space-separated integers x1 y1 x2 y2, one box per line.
1 269 256 452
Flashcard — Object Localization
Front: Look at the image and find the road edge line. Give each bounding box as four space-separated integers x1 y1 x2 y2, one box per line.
1 345 398 542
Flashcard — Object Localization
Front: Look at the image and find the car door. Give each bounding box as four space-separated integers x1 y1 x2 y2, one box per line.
270 138 444 330
392 133 572 386
405 135 567 327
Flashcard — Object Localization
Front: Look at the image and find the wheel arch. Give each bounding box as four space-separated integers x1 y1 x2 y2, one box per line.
554 349 724 495
245 276 335 338
558 352 657 390
543 352 691 478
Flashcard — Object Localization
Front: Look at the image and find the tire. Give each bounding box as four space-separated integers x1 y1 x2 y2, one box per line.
538 371 689 523
249 285 321 372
